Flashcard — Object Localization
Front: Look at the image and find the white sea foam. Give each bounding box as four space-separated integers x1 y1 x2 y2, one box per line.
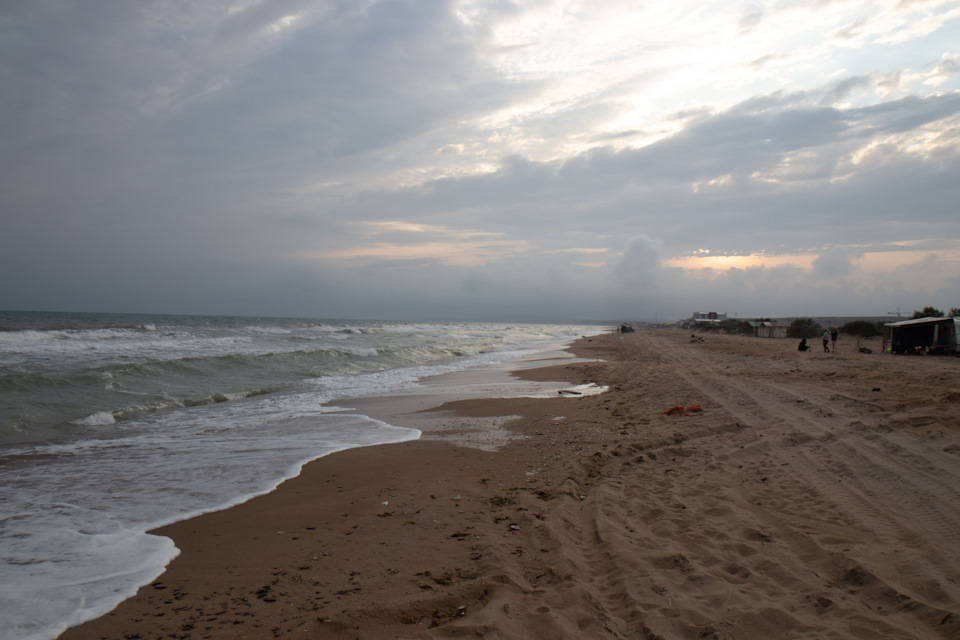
71 411 116 426
0 327 253 373
0 409 420 640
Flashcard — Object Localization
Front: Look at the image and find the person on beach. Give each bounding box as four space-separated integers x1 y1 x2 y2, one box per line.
831 328 838 352
822 329 831 352
798 338 809 351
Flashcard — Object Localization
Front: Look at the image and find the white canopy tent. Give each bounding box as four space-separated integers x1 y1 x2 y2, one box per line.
883 317 959 355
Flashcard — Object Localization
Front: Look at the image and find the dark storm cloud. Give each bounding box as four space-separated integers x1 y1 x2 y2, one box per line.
345 89 960 250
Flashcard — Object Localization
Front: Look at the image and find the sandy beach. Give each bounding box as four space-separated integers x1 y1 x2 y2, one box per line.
59 328 960 640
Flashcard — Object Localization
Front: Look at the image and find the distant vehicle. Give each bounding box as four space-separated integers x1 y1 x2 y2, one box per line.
883 316 959 355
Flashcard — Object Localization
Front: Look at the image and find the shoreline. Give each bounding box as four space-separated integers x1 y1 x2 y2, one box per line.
60 329 960 639
56 334 607 640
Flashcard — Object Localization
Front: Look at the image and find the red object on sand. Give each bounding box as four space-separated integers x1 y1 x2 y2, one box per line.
663 404 703 416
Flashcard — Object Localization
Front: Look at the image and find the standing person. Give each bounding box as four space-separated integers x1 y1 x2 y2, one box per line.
822 329 831 352
831 328 839 353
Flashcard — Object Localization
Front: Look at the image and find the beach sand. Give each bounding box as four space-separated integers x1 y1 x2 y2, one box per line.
59 328 960 640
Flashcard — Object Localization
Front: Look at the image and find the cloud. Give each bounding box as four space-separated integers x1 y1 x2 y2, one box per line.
1 0 959 321
927 52 960 86
739 5 765 33
613 235 665 286
812 246 866 279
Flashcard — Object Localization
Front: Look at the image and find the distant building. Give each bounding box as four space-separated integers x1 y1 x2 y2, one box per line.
682 311 727 329
692 311 726 322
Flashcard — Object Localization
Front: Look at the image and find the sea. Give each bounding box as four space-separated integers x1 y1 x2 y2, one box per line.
0 310 607 640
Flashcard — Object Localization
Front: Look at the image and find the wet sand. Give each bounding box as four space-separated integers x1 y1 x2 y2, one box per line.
60 328 960 639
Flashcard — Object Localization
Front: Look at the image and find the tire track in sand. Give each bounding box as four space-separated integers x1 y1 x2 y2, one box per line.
519 331 960 640
430 330 960 640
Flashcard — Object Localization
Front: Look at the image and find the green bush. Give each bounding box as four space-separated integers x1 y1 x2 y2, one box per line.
719 319 753 335
695 319 760 335
787 318 822 338
912 306 944 319
839 320 883 338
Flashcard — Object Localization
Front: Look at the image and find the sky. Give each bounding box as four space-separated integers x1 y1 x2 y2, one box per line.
2 0 959 322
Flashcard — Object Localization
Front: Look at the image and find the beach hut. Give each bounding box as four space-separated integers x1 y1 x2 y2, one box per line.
749 321 790 339
883 317 960 355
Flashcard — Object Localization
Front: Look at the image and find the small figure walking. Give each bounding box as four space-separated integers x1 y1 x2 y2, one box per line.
822 329 831 352
830 328 838 353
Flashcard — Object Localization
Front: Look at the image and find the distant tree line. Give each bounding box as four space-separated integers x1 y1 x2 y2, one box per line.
785 318 886 338
837 320 883 338
695 306 958 339
784 305 959 340
693 319 757 335
911 306 960 319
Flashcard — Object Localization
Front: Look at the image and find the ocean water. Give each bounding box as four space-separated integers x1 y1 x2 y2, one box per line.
0 311 605 640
